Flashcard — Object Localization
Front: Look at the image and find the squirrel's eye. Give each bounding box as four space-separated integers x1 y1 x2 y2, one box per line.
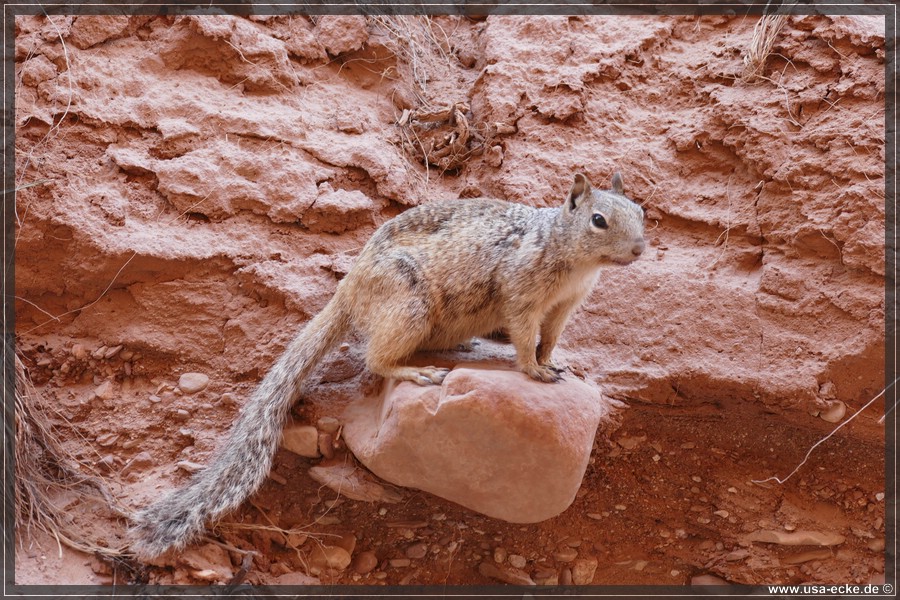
591 213 608 229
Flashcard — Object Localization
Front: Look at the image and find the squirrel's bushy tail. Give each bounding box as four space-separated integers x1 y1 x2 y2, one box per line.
129 296 351 559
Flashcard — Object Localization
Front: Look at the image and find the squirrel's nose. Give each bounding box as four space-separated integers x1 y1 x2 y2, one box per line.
632 238 646 256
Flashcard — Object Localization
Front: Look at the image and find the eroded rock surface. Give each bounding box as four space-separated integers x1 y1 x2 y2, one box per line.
14 13 885 587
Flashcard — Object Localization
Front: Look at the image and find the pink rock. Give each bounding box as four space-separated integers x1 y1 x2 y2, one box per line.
303 187 375 234
342 365 618 523
20 55 57 87
67 15 129 50
314 16 368 56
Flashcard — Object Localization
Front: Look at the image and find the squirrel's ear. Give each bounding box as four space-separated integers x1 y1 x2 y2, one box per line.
611 171 624 195
567 173 592 210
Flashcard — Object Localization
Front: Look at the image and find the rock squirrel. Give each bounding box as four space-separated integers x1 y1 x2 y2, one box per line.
130 172 646 559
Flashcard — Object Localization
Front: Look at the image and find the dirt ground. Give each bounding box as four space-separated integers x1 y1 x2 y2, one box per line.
15 366 886 587
12 11 887 588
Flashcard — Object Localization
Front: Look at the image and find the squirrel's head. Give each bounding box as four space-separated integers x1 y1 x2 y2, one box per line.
563 171 646 266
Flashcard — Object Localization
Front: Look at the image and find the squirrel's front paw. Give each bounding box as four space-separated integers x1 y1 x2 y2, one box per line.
524 364 563 383
539 359 566 373
412 366 451 386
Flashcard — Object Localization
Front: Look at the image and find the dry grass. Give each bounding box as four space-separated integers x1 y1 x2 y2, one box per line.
367 15 453 107
368 16 486 174
741 14 789 82
12 348 132 560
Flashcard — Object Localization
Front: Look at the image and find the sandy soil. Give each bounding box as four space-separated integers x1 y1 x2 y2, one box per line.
13 13 886 587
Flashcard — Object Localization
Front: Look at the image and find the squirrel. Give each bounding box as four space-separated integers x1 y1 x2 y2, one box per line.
129 171 646 559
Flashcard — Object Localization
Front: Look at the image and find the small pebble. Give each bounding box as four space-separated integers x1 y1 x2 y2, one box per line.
477 562 535 586
508 554 526 569
352 551 378 575
103 345 123 360
317 416 341 434
405 543 428 560
173 409 191 422
493 547 508 564
176 460 204 473
71 343 88 360
746 530 845 546
572 558 598 584
96 433 119 447
725 549 749 562
559 567 573 585
309 545 351 573
121 451 153 475
94 381 115 401
179 372 209 394
819 400 846 423
318 432 335 459
281 424 320 458
389 558 411 568
553 548 578 563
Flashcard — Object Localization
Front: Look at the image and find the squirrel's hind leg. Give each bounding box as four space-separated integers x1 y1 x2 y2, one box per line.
361 301 450 386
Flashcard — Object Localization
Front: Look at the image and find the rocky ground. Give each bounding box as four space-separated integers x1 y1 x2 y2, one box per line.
13 12 886 587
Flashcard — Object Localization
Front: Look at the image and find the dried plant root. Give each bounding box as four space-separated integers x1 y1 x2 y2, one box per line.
398 101 484 171
12 348 132 560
